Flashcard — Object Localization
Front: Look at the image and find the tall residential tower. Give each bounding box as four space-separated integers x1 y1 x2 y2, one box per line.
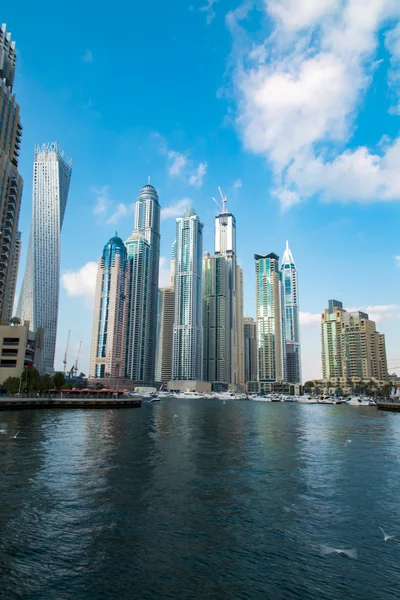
281 241 301 383
172 206 203 381
0 24 23 324
90 235 129 379
255 253 286 392
18 143 72 373
155 241 176 383
125 183 160 383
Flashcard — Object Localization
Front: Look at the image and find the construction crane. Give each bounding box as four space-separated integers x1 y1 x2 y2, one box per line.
63 330 70 374
212 186 228 213
74 341 82 377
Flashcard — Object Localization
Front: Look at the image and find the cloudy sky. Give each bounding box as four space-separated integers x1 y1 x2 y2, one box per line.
4 0 400 381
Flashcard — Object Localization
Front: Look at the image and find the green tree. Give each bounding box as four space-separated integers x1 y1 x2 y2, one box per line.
10 316 21 326
2 376 20 394
304 381 314 393
24 367 41 392
53 372 66 390
337 387 344 397
40 374 54 392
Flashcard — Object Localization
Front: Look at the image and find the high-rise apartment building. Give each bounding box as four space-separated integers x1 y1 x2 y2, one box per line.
255 253 286 391
0 24 23 325
281 241 301 383
321 299 346 379
18 143 72 373
156 244 176 382
244 317 257 383
89 235 128 379
236 264 245 385
172 206 203 381
203 253 231 383
322 300 389 381
125 183 160 384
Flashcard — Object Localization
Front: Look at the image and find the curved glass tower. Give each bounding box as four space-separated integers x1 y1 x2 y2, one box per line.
17 143 72 373
172 206 203 381
281 241 302 383
90 235 128 379
125 183 160 383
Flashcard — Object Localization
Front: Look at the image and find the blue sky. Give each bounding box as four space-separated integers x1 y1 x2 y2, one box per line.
4 0 400 381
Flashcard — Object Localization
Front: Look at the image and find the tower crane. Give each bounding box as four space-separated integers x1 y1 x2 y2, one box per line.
74 341 82 377
63 330 70 374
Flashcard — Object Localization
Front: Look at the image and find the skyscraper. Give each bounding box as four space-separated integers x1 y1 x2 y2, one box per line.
0 24 23 325
236 264 245 385
281 241 302 383
244 317 257 384
18 143 72 373
255 253 286 392
155 244 176 383
172 206 203 381
215 205 237 383
125 183 160 383
321 300 389 381
203 252 231 383
89 235 129 379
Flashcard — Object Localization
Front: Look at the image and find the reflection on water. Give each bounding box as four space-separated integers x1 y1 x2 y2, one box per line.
1 401 400 599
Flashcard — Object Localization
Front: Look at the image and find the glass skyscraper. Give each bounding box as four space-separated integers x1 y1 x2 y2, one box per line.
125 183 160 383
281 241 302 383
17 143 72 373
172 206 203 381
255 253 286 392
0 24 23 324
90 235 128 379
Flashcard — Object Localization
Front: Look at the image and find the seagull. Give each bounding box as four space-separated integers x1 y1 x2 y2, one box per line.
379 527 400 542
321 545 358 559
9 431 20 439
174 414 178 419
344 439 352 447
222 401 226 404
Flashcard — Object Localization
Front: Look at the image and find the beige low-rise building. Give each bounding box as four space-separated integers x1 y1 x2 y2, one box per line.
0 321 44 385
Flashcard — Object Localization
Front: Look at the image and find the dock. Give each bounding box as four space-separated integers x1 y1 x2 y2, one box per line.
0 391 142 410
376 399 400 412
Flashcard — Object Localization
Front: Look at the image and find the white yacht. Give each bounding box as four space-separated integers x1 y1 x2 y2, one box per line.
173 391 205 399
346 396 376 406
215 391 248 401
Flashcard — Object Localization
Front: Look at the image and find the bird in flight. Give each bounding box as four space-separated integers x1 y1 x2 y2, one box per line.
9 431 20 439
174 414 178 419
379 527 400 542
321 545 358 559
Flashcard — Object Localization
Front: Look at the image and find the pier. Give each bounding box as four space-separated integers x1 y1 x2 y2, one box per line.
0 389 142 410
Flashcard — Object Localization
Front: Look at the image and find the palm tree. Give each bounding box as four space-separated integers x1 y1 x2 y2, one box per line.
10 316 21 326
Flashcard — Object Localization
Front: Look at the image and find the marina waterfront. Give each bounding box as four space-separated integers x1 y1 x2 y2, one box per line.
1 399 400 599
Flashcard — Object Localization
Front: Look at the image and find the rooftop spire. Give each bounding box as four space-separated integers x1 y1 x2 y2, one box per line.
282 240 295 266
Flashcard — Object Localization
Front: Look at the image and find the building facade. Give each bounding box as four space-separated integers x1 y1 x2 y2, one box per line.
236 264 245 385
244 317 257 384
155 287 175 382
17 143 72 373
281 241 302 383
255 253 286 391
0 321 43 385
125 184 160 383
89 235 128 379
172 206 203 381
321 300 388 381
0 24 23 325
203 253 231 383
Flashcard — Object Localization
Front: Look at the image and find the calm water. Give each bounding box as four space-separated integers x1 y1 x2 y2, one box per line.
1 399 400 599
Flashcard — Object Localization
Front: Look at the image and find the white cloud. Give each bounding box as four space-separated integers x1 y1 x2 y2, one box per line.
159 256 171 287
396 256 400 267
161 198 192 220
189 162 207 187
300 311 321 326
200 0 218 24
168 150 188 176
229 0 400 208
91 186 131 225
106 203 129 225
385 23 400 114
91 185 111 216
233 178 243 189
82 49 93 63
61 262 98 306
347 304 400 323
